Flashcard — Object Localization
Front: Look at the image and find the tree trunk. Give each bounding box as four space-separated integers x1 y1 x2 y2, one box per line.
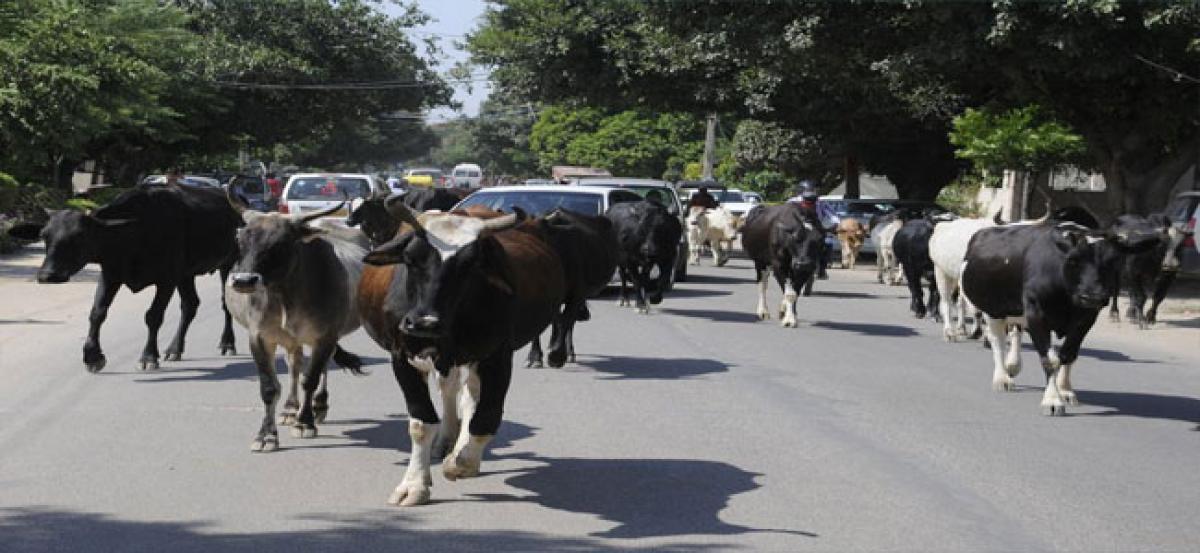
1100 136 1198 216
844 154 860 199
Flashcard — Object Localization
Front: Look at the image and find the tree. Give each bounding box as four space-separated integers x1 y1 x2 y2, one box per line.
528 106 703 178
468 94 539 178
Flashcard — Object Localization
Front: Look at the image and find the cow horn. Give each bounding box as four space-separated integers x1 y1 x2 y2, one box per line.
993 209 1005 225
225 184 247 214
298 202 345 224
385 195 424 233
480 212 520 233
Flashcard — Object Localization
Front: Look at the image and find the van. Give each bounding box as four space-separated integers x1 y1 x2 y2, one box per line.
451 163 483 189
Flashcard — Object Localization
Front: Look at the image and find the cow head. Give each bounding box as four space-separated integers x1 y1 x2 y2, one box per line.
363 199 520 360
346 192 399 246
1055 223 1161 309
8 209 135 283
775 209 825 281
226 189 340 293
1145 213 1192 273
640 210 681 305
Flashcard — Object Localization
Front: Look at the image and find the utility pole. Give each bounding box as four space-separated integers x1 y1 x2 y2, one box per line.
701 113 717 181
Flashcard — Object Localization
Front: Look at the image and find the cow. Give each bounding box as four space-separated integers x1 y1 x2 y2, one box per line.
606 200 683 313
347 191 400 246
928 211 1004 341
399 186 471 213
361 199 565 506
892 212 956 322
223 195 369 451
961 220 1161 415
1107 214 1193 329
7 184 240 372
835 217 867 270
526 208 619 368
740 203 825 327
1050 206 1100 229
686 206 739 267
869 212 903 285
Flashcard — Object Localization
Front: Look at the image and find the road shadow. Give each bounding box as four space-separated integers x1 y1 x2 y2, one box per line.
0 506 732 552
683 272 754 285
1078 390 1200 427
1160 316 1200 329
664 287 731 299
470 454 816 540
1017 344 1160 365
661 307 759 323
811 321 919 337
575 354 730 380
0 318 63 325
325 417 537 457
133 355 389 384
812 290 876 299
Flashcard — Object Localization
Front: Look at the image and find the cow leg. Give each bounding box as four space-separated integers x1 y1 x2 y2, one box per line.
280 348 302 425
985 317 1015 391
755 265 771 320
780 278 799 328
388 355 440 507
634 265 651 314
218 265 237 355
1145 270 1176 325
715 240 729 267
905 270 926 319
446 355 511 481
83 275 121 373
332 344 364 373
1053 315 1098 409
313 369 331 424
138 283 176 371
875 250 885 283
525 334 545 368
926 274 942 324
617 267 631 307
434 366 462 459
1129 274 1150 330
292 340 335 438
688 234 701 265
840 239 851 269
249 336 281 452
934 270 957 341
1108 270 1122 323
1004 324 1023 376
163 277 199 362
1026 316 1066 416
547 305 577 368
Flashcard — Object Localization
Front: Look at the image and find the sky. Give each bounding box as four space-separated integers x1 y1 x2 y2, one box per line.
387 0 492 122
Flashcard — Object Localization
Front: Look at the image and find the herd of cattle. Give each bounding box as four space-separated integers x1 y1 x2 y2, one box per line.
6 182 1193 505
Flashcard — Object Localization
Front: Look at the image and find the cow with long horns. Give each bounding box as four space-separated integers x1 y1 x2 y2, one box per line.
362 197 564 506
223 190 370 451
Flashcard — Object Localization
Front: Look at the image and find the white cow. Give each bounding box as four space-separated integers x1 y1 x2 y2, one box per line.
687 206 739 267
929 213 1001 341
871 216 904 285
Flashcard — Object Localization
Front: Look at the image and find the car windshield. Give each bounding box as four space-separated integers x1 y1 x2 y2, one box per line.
716 190 745 203
457 190 604 216
286 177 371 200
591 185 680 215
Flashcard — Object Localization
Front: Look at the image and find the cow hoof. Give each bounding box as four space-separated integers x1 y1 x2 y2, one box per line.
756 309 770 320
1041 400 1067 416
1109 313 1120 323
313 407 329 424
992 377 1015 392
443 455 480 481
251 434 278 452
388 481 431 507
164 352 182 362
525 359 543 369
138 358 160 371
291 424 317 438
637 307 650 315
781 319 797 328
85 356 107 374
1060 390 1079 406
219 343 237 356
279 412 297 425
547 351 567 368
1004 362 1022 377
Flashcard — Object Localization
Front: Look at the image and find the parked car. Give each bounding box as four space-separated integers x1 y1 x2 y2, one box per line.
1164 191 1200 273
573 177 690 283
279 173 383 218
451 163 483 189
712 189 760 219
403 167 445 188
140 174 221 188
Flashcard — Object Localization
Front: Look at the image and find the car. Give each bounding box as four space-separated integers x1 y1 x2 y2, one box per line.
1163 191 1200 273
712 189 760 219
451 163 484 189
816 198 946 256
140 174 221 188
403 167 445 187
227 175 274 212
279 173 384 218
522 178 557 186
572 177 691 283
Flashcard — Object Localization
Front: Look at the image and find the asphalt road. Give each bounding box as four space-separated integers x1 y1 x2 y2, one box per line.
2 248 1199 552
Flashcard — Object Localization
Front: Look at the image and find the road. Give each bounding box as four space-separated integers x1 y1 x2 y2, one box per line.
2 245 1199 552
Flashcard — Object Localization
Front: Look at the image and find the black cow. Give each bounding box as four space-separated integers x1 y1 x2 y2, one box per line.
400 187 471 212
7 184 240 371
892 212 955 322
347 192 399 246
1107 214 1193 329
361 199 564 506
1049 206 1100 229
526 208 620 368
961 221 1160 415
740 203 825 327
605 200 683 313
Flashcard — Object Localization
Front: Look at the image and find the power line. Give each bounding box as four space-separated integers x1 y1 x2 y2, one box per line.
1133 54 1200 85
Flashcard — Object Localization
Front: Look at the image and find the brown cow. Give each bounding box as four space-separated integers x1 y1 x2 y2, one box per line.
836 218 867 270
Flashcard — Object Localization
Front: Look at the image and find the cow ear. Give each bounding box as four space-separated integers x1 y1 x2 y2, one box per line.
7 222 44 240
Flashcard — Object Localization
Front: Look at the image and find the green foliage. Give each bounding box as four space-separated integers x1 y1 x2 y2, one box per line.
468 94 539 178
682 163 703 181
741 171 790 202
0 172 18 214
936 178 983 218
65 198 99 212
528 106 703 177
950 106 1085 175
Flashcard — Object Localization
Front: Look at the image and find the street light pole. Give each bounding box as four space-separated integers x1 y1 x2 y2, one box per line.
702 113 717 181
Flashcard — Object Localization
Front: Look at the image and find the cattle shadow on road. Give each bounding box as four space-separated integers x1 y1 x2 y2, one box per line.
1077 390 1200 427
811 320 919 337
1161 316 1200 329
468 455 817 540
661 307 760 323
682 272 754 285
1017 344 1160 365
575 354 730 380
132 356 389 384
329 417 537 457
811 290 876 299
0 507 731 552
0 318 63 325
660 287 731 299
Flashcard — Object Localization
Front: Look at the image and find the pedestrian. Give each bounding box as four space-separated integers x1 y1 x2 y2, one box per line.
688 186 719 209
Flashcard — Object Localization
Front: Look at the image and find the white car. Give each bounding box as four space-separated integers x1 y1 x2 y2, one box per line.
451 163 484 189
713 189 760 219
279 173 383 218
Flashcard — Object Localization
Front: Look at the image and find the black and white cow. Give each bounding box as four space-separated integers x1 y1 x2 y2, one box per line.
362 200 565 506
7 184 240 371
740 203 825 327
961 221 1161 415
893 212 956 322
1108 214 1193 329
606 200 683 313
526 208 619 368
224 197 369 451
